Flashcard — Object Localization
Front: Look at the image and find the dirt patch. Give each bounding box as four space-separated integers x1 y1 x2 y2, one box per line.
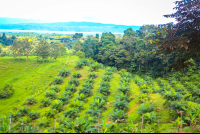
150 94 157 98
106 121 111 124
127 103 138 115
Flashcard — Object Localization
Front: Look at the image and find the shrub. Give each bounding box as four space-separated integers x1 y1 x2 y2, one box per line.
50 85 60 93
68 78 80 86
18 106 29 116
63 108 80 119
51 100 64 112
45 109 57 118
38 116 50 127
79 87 93 97
76 93 87 102
111 110 128 122
94 94 108 102
83 82 94 89
75 59 84 69
63 91 74 98
86 107 102 117
45 90 57 100
88 73 98 79
53 76 64 84
100 82 110 89
89 98 107 111
0 84 14 99
72 72 82 78
76 51 85 59
99 87 110 96
138 102 154 115
25 96 37 105
106 66 117 72
58 94 70 104
116 93 131 102
114 100 129 111
65 85 77 93
28 110 40 120
102 75 112 82
120 77 131 83
40 98 52 107
143 112 158 124
69 100 84 110
10 111 21 122
59 69 70 77
117 85 130 94
90 62 101 71
138 93 150 103
85 78 95 84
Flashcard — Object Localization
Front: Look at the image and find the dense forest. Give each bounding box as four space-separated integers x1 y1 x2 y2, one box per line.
0 0 200 133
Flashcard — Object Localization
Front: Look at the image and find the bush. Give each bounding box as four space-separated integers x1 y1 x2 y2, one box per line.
79 87 93 97
63 91 74 98
72 72 82 78
50 85 60 93
99 87 110 96
76 51 85 59
63 108 80 119
25 96 37 105
83 82 94 89
59 69 70 77
102 75 112 82
45 109 57 118
40 98 52 107
111 110 128 122
51 100 64 112
88 73 98 79
117 85 130 94
38 116 51 127
90 62 101 71
100 82 110 89
138 93 150 103
58 94 70 104
65 85 77 93
68 78 80 86
138 102 154 115
114 100 129 111
116 93 131 102
75 60 84 69
85 78 95 84
18 106 29 116
0 84 14 99
69 100 84 110
53 76 64 84
28 110 40 120
76 93 87 102
45 90 57 100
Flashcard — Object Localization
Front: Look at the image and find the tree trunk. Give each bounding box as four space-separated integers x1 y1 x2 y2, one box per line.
26 55 28 61
146 61 148 73
141 115 143 133
139 62 141 71
43 59 44 62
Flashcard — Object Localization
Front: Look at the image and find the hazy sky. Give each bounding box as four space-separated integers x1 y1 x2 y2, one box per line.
0 0 177 26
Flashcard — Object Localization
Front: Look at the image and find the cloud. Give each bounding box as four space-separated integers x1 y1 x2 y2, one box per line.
0 0 177 25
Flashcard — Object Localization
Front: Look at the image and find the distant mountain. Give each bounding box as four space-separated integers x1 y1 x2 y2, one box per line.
0 18 141 33
0 17 51 24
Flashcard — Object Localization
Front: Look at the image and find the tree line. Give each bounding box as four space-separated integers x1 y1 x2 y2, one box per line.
10 38 66 62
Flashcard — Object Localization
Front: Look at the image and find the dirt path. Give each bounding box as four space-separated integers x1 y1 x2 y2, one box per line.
127 103 138 115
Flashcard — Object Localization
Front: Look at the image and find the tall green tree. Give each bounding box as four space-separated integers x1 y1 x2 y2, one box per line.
50 42 60 61
11 39 23 60
35 39 50 62
22 38 32 61
147 0 200 71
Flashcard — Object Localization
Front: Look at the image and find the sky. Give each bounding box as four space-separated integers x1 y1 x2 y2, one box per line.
0 0 177 26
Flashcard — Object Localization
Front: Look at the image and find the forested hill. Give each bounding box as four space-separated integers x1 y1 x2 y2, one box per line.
0 18 140 32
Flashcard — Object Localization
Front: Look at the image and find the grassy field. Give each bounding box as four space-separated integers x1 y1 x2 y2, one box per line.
0 56 197 133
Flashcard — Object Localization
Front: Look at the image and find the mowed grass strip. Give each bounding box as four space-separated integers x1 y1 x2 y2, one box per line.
0 56 78 115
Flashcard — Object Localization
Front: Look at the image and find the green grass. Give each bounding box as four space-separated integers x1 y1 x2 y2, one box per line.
0 56 197 133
